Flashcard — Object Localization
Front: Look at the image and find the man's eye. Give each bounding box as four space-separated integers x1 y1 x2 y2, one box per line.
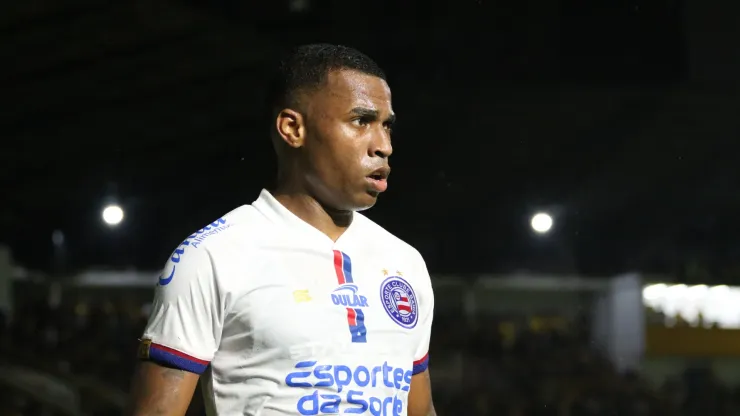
353 117 371 126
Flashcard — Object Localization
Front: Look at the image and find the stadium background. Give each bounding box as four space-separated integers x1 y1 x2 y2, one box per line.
4 0 740 414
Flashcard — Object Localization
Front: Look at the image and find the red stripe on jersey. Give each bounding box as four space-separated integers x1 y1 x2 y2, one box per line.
333 250 346 285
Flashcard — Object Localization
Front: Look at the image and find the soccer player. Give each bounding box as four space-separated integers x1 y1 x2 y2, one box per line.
128 44 436 416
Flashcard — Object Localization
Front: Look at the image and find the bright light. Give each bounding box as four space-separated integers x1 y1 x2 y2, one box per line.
530 212 553 234
643 283 740 329
102 205 124 226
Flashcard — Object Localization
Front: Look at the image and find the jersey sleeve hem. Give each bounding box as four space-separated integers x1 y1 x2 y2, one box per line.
412 352 429 375
142 341 211 375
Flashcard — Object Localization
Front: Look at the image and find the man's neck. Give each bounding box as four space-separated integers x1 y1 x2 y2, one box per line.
272 188 352 242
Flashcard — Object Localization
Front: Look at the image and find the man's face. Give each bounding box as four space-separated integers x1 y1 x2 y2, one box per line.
301 69 395 211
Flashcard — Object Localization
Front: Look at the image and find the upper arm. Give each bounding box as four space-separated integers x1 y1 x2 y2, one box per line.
408 253 435 416
129 240 226 414
408 369 436 416
127 361 200 416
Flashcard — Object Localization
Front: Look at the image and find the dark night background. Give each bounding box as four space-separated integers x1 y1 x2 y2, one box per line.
3 0 740 415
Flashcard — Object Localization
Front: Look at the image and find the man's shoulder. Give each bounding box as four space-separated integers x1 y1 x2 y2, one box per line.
353 213 423 262
158 205 272 285
172 204 272 257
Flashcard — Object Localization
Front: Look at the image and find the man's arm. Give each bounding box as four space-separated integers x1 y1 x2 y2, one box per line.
408 251 436 416
128 239 224 415
408 369 436 416
127 362 199 416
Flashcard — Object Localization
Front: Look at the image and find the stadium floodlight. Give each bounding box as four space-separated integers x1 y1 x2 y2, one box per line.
51 230 65 246
530 212 553 234
102 204 124 226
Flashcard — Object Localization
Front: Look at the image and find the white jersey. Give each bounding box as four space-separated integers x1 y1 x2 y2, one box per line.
140 190 434 416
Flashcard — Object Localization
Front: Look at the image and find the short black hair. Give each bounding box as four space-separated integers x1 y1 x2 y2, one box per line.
268 44 386 114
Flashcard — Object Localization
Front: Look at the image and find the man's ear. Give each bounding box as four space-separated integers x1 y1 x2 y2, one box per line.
275 109 305 149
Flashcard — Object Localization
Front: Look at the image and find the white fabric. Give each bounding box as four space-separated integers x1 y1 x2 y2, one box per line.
141 189 434 415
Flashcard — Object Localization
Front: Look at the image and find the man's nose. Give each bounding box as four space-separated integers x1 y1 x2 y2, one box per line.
370 131 392 159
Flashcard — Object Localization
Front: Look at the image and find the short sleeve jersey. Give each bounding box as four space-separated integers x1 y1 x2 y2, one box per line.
140 190 434 416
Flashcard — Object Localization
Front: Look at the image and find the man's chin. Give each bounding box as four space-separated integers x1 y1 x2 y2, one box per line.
353 192 379 212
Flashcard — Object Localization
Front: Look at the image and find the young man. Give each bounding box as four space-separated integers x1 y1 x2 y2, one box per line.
128 44 436 416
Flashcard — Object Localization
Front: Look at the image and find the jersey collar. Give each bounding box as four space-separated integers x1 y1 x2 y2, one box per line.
252 189 357 246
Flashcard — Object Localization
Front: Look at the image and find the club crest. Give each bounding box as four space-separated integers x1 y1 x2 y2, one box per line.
380 276 418 329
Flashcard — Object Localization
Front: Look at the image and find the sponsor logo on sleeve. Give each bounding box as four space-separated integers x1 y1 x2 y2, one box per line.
158 218 231 286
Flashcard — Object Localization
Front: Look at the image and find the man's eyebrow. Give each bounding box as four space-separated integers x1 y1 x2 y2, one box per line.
349 107 396 124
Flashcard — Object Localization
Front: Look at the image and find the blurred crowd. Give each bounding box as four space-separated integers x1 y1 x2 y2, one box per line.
1 283 740 415
430 314 740 416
